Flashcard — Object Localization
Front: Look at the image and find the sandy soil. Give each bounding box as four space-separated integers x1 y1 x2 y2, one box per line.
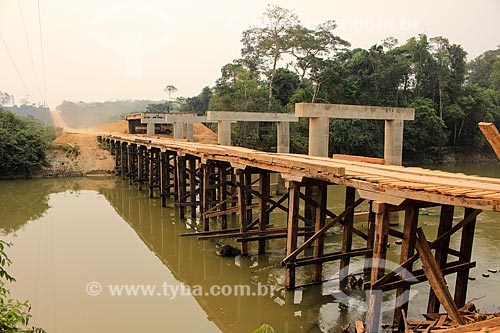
45 111 218 175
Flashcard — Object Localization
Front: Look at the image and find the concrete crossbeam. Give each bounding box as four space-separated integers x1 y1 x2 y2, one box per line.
296 103 414 120
207 111 298 122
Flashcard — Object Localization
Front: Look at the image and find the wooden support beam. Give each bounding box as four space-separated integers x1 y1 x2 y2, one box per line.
290 248 372 268
377 261 476 291
479 122 500 159
366 203 390 333
238 170 248 256
137 146 144 190
219 164 228 229
414 228 464 326
340 186 356 282
160 152 168 207
202 162 212 231
393 205 419 329
282 198 365 264
258 172 270 254
454 208 477 308
428 205 454 313
372 209 482 289
285 181 301 289
312 184 327 281
177 156 186 219
189 156 197 218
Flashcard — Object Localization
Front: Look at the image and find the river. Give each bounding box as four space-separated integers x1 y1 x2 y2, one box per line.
0 161 499 332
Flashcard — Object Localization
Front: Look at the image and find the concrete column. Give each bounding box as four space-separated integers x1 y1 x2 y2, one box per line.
277 122 290 154
308 117 329 157
146 123 155 137
173 122 184 139
186 123 194 142
384 119 404 166
217 120 231 146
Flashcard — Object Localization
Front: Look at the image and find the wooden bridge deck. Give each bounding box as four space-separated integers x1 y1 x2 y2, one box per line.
102 133 500 212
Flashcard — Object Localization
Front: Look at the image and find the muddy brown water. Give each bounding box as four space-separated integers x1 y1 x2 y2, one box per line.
0 161 499 332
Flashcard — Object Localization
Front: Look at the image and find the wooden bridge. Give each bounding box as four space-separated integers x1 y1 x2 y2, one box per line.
98 131 500 332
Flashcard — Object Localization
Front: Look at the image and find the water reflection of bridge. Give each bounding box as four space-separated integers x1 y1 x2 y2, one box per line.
101 181 360 332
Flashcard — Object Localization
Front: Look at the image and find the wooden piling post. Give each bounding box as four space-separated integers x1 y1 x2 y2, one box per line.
285 181 301 289
189 156 197 218
202 162 212 231
120 143 127 180
177 156 186 219
312 183 327 282
366 202 389 333
258 172 270 254
160 152 168 207
137 146 144 190
393 205 419 328
454 207 477 307
219 164 228 230
237 170 248 256
340 186 356 283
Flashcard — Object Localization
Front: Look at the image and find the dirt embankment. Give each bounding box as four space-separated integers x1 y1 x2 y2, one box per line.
41 111 218 177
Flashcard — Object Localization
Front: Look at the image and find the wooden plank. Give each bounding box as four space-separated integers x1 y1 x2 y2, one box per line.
454 208 477 308
340 186 356 281
433 316 500 333
479 122 500 159
333 154 385 164
414 228 464 326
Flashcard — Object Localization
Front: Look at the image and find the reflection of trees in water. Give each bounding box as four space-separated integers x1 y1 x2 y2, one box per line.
0 177 118 234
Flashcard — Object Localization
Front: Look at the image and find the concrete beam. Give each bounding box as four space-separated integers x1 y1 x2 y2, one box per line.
207 111 298 123
164 113 210 124
295 103 414 120
173 122 184 140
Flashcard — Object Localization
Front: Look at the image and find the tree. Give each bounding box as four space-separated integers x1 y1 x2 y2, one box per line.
403 98 447 160
180 86 213 115
164 84 178 111
241 5 298 106
0 109 56 176
468 48 500 89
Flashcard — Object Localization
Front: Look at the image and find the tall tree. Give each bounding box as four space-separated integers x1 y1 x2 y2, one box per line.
241 5 298 107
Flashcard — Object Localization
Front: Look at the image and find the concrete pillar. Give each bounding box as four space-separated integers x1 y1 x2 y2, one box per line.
308 117 329 157
384 119 404 166
128 120 135 134
186 123 194 142
277 122 290 154
173 122 184 139
146 123 155 137
217 120 231 146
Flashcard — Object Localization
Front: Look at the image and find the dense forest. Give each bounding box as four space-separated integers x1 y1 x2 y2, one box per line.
0 109 57 176
175 5 500 162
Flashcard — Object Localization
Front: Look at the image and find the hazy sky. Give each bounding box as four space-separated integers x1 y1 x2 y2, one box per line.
1 0 499 108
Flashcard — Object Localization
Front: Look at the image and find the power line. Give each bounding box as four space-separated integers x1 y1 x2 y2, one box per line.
37 0 47 104
17 0 44 104
0 32 31 97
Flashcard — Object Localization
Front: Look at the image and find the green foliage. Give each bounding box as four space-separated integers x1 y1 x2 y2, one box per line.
191 5 500 162
404 98 447 159
179 86 212 115
0 110 57 176
0 240 45 333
